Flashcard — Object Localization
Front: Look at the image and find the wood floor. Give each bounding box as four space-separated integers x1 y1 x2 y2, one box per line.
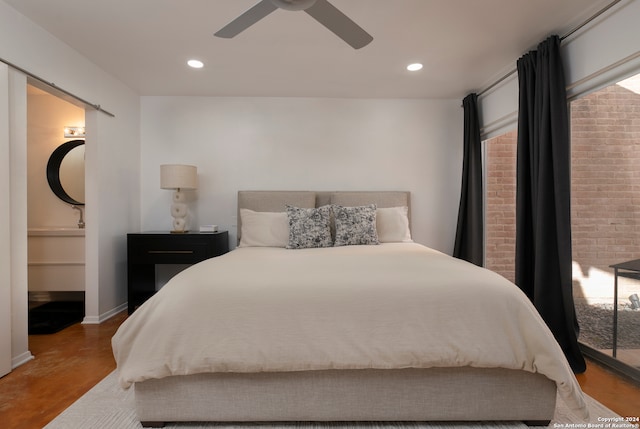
0 311 126 429
0 311 639 429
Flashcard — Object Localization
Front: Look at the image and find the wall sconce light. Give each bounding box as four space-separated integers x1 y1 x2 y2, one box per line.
160 164 198 233
64 126 86 138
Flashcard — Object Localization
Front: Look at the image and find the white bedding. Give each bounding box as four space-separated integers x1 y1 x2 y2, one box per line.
112 243 588 418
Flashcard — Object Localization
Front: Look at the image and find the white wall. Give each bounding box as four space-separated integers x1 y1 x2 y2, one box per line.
478 0 640 138
0 1 141 366
141 97 463 253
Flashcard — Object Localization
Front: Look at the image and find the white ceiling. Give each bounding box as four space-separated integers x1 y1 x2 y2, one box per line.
3 0 614 99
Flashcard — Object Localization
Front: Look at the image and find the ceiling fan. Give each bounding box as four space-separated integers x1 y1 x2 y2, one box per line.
214 0 373 49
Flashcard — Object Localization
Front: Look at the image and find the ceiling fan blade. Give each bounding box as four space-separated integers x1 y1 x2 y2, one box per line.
304 0 373 49
214 0 278 38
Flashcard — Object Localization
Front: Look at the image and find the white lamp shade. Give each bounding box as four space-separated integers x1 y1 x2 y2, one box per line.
160 164 198 190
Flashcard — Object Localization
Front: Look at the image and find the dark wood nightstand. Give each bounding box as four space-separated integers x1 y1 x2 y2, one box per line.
127 231 229 314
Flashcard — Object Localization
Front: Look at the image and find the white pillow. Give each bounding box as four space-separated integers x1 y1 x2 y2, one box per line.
239 209 289 248
376 206 413 243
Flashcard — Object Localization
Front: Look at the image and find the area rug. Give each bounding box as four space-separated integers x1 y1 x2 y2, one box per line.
44 371 619 429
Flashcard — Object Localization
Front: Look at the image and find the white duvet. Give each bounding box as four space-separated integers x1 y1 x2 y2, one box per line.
112 243 587 417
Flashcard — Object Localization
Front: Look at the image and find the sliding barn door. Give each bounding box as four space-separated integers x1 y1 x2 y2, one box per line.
0 63 12 377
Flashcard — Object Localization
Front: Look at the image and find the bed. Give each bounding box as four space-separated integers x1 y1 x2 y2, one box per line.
112 190 588 427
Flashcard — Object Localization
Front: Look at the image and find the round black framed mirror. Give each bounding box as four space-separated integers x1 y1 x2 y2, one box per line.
46 139 85 206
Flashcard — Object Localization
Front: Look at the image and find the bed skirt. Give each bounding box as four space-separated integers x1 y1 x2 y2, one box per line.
134 367 557 427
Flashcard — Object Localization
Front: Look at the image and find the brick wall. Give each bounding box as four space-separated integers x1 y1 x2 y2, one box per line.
485 130 517 283
571 84 640 275
484 83 640 290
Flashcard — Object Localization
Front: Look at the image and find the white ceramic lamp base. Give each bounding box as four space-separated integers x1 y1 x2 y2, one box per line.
170 189 188 233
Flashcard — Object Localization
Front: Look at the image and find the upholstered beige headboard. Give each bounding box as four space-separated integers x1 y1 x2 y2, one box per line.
237 190 411 242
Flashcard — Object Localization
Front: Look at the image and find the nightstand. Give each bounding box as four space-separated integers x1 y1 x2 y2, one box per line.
127 231 229 314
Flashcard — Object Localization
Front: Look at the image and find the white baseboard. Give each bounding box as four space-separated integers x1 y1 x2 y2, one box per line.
82 302 127 325
12 350 34 369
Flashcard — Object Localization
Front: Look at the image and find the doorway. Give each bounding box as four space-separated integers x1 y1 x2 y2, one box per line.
26 83 86 337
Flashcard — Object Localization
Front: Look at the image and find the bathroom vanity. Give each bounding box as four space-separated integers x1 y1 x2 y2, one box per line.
27 227 85 293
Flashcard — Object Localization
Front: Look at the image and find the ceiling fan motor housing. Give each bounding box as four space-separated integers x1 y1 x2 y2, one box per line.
270 0 317 11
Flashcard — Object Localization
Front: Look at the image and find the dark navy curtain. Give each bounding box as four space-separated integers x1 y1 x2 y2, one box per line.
515 35 585 373
453 93 483 266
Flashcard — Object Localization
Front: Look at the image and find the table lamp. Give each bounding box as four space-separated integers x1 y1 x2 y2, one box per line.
160 164 198 233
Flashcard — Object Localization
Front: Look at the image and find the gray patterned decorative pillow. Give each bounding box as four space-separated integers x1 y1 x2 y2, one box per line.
333 204 379 247
286 205 333 249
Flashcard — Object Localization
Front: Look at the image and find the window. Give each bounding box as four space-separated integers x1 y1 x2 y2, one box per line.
570 73 640 368
483 72 640 372
484 130 517 283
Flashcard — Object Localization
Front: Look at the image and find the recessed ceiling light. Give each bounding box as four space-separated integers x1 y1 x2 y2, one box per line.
187 59 204 69
407 63 423 72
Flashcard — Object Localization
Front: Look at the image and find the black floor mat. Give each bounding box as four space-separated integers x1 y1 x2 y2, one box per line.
28 301 84 335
